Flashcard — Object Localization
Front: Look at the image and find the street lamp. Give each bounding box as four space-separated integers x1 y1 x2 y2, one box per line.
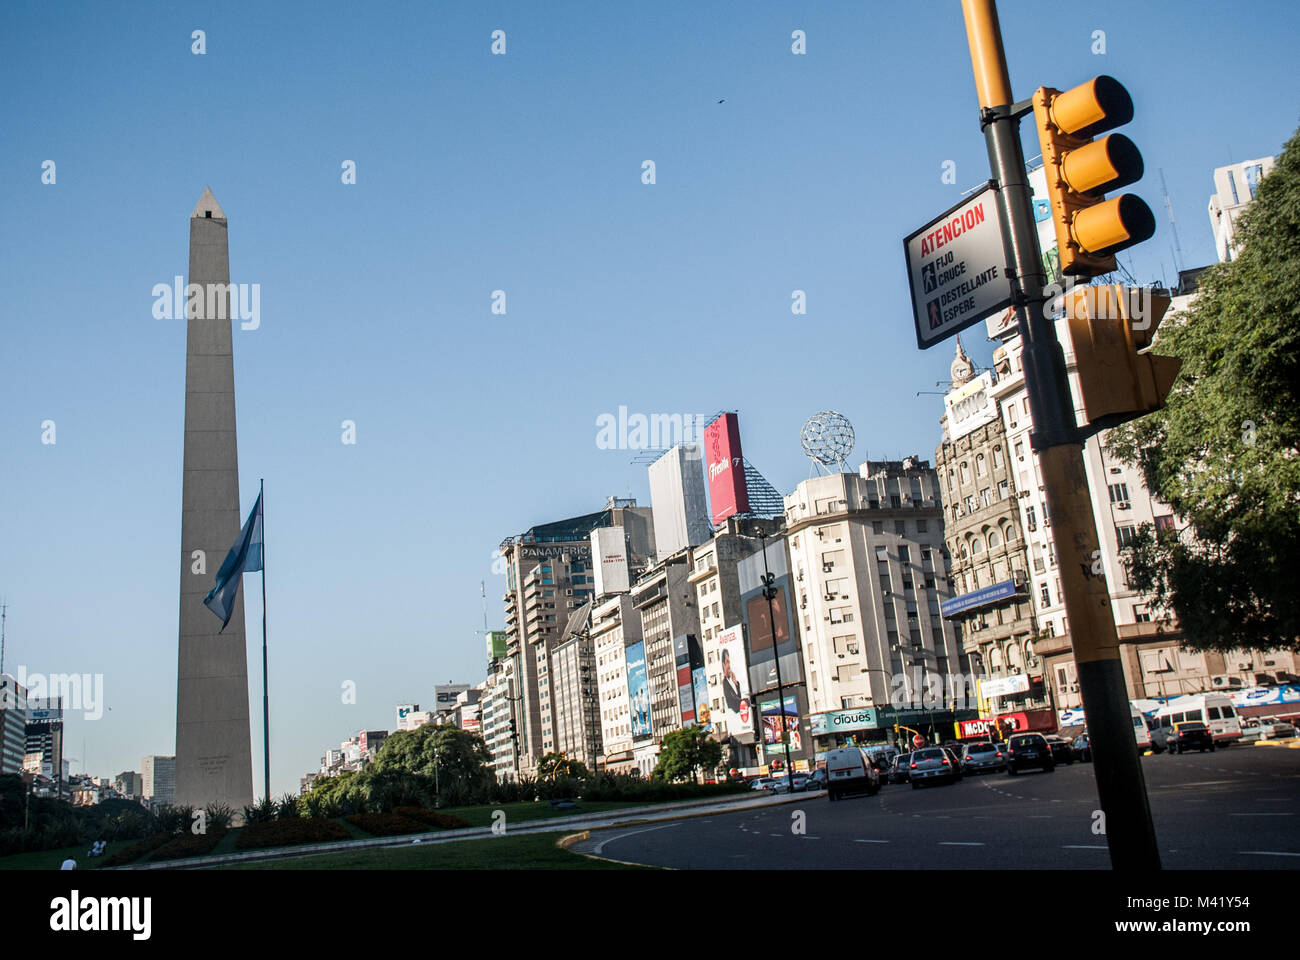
756 531 796 795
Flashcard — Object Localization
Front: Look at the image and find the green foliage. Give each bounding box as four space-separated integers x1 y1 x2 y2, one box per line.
204 802 235 831
651 727 723 784
242 795 278 825
536 752 591 780
393 807 471 829
373 724 494 789
1109 122 1300 653
275 793 301 821
100 834 171 867
346 812 428 837
149 827 227 862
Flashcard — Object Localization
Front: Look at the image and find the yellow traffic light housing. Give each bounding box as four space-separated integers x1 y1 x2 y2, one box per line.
1034 76 1156 277
1062 285 1181 431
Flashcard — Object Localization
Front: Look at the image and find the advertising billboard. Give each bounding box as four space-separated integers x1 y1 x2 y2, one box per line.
738 541 801 690
691 667 711 732
810 707 877 736
435 684 471 709
396 703 419 728
591 526 630 596
625 641 652 741
716 624 752 740
485 631 507 660
760 695 801 752
944 370 998 442
461 702 481 733
703 412 749 525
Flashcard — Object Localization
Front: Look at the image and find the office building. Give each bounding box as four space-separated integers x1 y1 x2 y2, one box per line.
1208 156 1275 262
141 755 176 807
0 674 27 776
549 603 603 768
591 594 642 773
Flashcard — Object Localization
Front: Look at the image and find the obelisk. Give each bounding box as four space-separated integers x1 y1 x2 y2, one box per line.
174 187 254 812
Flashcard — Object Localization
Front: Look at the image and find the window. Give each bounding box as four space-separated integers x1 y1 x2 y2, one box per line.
971 538 984 556
964 495 977 514
891 496 901 509
894 520 906 535
1133 604 1151 623
992 446 1004 469
960 462 970 484
976 454 987 476
1015 442 1024 460
1039 584 1051 608
988 530 1001 549
872 520 884 534
1108 482 1130 503
898 546 911 563
917 518 928 532
1026 505 1037 529
1116 525 1138 549
998 480 1009 500
1154 514 1175 532
981 487 993 507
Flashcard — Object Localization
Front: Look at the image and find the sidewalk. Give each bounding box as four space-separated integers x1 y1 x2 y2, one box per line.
113 790 806 870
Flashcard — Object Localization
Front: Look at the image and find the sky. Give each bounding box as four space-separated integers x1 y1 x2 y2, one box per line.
2 0 1297 797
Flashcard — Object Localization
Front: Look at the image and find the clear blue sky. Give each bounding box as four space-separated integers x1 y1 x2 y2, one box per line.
2 1 1296 796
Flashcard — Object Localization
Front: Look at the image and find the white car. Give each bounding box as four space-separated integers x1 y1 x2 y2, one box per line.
1255 717 1297 740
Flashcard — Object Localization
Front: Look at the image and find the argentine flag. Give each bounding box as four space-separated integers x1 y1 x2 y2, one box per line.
203 492 263 631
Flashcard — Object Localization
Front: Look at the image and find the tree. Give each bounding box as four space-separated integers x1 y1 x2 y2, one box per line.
651 727 722 784
536 753 590 780
372 723 493 785
1108 123 1300 653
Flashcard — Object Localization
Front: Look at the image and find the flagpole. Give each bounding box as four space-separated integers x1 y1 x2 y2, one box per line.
261 478 269 802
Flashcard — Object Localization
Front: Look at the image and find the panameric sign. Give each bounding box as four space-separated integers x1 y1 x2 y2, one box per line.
905 183 1014 349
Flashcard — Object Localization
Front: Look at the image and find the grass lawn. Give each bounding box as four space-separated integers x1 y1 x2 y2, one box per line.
222 831 652 870
0 844 112 871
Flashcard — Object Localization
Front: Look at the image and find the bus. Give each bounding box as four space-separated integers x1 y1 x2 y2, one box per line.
1150 693 1242 748
1130 702 1152 751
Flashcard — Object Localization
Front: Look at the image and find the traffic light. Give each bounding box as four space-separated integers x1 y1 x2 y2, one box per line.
1062 284 1181 432
1033 75 1156 276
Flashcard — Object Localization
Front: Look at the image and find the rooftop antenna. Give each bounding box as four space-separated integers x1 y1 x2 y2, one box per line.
481 581 488 633
801 411 855 476
0 600 6 675
1159 168 1184 276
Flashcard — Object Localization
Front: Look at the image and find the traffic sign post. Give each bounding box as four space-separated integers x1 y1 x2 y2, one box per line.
956 0 1160 870
904 182 1014 349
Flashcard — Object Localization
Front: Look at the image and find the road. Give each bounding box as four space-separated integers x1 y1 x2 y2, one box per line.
572 744 1300 868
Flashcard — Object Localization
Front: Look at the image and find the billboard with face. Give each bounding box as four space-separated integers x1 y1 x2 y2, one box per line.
716 624 752 742
625 641 652 741
760 695 801 752
704 413 749 525
692 667 711 732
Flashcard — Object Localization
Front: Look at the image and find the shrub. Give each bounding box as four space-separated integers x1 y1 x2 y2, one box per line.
148 827 227 862
393 807 471 830
235 817 350 850
275 793 301 821
204 803 235 831
242 795 278 826
152 805 194 836
346 812 427 837
101 834 172 868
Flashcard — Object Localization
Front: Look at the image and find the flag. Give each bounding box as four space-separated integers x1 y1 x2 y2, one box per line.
203 492 263 631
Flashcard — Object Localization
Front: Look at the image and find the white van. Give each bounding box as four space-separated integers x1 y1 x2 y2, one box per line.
824 747 881 802
1150 693 1242 748
1130 702 1152 750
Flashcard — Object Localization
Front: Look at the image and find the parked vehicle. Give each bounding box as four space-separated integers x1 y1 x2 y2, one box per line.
1072 732 1092 762
824 747 881 801
1170 720 1216 754
910 746 962 788
1252 717 1298 740
1131 702 1153 751
750 777 775 792
1044 735 1076 765
805 768 828 791
1150 693 1242 747
890 753 912 784
958 741 1006 774
770 773 810 793
1005 733 1055 775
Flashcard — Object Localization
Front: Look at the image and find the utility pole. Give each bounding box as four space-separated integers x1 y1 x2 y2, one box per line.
757 532 795 794
960 0 1160 869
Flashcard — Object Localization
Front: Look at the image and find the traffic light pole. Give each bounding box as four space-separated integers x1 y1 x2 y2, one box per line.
960 0 1160 870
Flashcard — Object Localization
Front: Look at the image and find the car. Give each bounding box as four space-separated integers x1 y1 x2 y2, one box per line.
749 777 775 792
824 747 882 801
909 746 962 788
1044 735 1076 765
805 768 828 791
770 773 810 794
1171 720 1215 754
958 741 1007 774
1255 717 1298 740
1072 733 1092 762
890 753 912 784
1005 733 1055 775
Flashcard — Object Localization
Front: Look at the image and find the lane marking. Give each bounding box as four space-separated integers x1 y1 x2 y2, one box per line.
592 822 681 855
939 841 985 846
1240 851 1300 857
1062 845 1107 850
1230 812 1293 817
854 839 890 843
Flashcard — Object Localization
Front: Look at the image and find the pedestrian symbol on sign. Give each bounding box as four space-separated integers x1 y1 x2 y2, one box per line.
927 298 942 330
922 261 938 293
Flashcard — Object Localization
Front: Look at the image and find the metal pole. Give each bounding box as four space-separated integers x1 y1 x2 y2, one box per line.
960 0 1160 870
759 534 795 792
261 479 270 803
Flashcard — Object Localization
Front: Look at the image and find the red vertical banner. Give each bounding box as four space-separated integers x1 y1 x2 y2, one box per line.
704 412 749 524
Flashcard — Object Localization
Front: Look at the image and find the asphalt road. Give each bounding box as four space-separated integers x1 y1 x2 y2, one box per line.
573 744 1300 869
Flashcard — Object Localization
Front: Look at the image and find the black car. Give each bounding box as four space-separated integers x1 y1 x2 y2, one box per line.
890 753 912 784
1044 735 1076 765
1172 721 1216 754
1006 733 1056 775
